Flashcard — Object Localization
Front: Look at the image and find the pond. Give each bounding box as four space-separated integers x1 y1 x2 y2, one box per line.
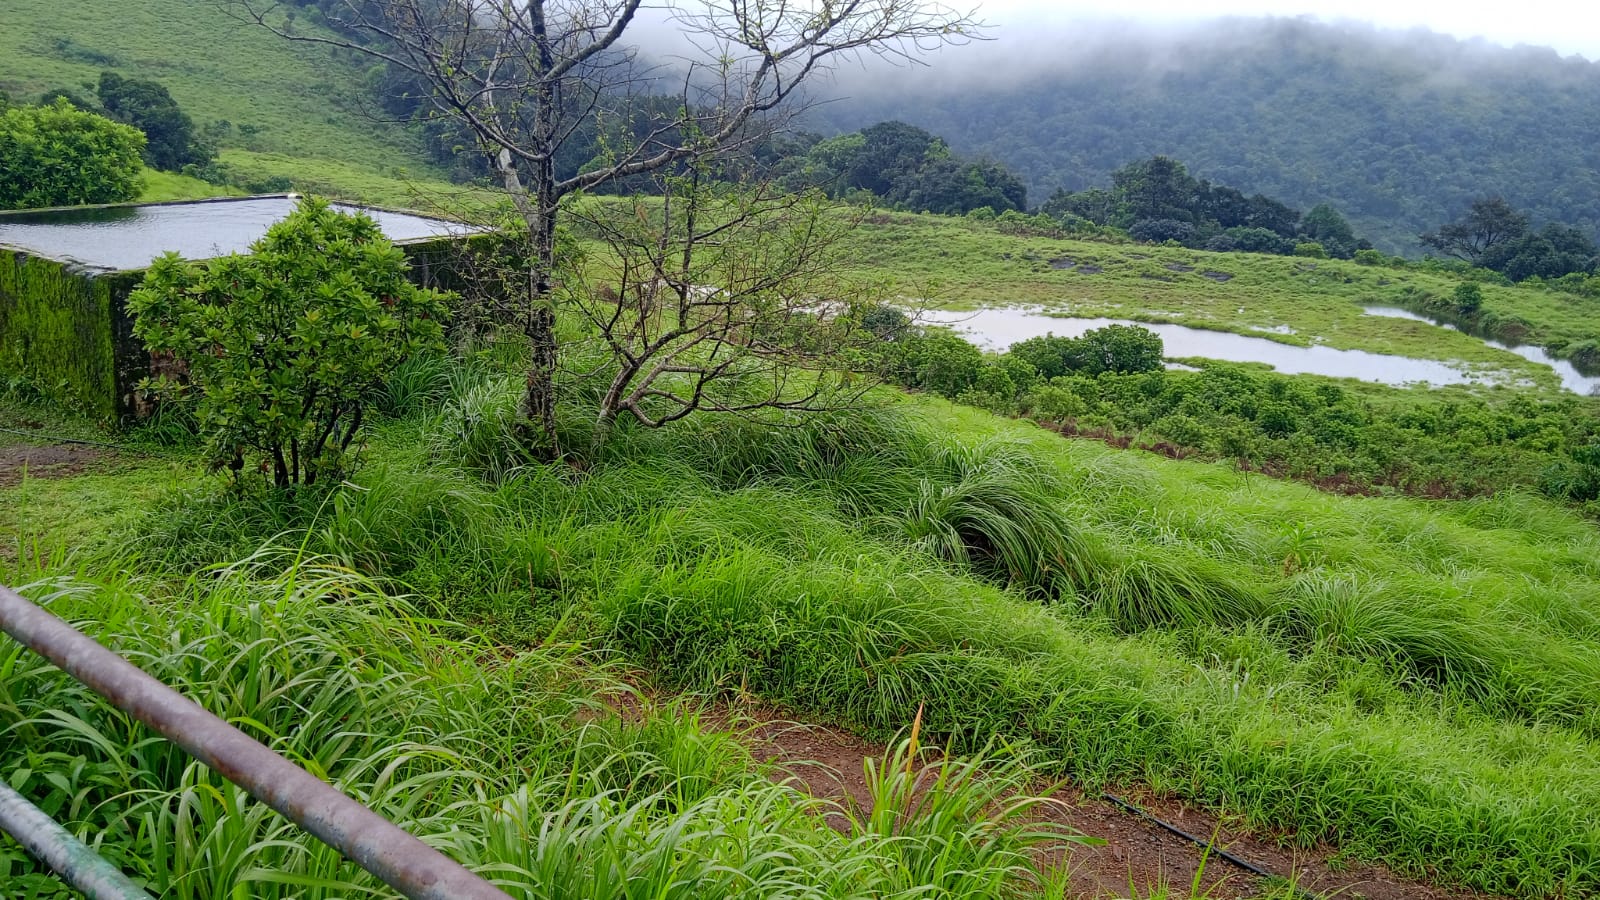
0 196 468 272
921 307 1497 389
1363 306 1600 396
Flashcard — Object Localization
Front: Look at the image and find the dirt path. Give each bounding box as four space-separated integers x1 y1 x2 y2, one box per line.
0 442 115 488
688 697 1500 900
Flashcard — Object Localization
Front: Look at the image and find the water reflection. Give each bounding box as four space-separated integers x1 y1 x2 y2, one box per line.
921 307 1493 389
1363 306 1600 396
0 197 468 271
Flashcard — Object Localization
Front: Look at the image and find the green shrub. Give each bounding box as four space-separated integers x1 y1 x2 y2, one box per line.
128 198 453 488
0 98 145 208
1293 241 1328 259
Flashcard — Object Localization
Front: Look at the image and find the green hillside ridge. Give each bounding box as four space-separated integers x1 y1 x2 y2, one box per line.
0 0 443 193
810 18 1600 255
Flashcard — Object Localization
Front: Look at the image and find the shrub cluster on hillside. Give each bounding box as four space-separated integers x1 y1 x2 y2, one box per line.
864 314 1600 504
1420 196 1598 283
1041 156 1373 259
772 121 1029 215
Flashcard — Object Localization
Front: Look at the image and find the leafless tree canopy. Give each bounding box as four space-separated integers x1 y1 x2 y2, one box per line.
233 0 981 456
564 169 889 450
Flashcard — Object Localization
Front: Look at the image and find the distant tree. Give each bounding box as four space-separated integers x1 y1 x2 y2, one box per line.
1299 203 1366 258
1041 186 1118 225
1129 218 1196 244
1223 226 1296 255
1242 194 1301 236
1112 156 1200 224
780 132 865 193
1197 181 1254 229
96 71 212 171
127 199 452 488
893 158 1025 215
1479 225 1599 282
850 121 946 196
0 99 145 209
1419 197 1529 263
38 88 99 111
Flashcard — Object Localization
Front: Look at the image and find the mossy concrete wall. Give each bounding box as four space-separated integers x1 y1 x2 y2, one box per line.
0 235 473 424
0 250 142 420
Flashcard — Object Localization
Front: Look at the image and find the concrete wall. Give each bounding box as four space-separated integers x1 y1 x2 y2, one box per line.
0 250 142 420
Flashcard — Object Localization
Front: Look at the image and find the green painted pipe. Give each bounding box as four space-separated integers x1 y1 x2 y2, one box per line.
0 778 153 899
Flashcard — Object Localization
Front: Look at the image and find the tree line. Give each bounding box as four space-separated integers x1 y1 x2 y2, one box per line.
806 18 1600 255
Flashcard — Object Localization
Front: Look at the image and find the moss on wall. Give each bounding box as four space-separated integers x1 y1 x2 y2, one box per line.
0 251 131 421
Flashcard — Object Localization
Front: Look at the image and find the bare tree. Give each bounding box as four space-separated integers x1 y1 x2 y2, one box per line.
233 0 981 457
563 166 889 453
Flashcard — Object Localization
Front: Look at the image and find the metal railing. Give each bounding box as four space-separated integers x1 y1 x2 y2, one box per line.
0 583 512 900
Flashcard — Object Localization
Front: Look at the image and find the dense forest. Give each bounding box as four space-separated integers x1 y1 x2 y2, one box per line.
805 18 1600 255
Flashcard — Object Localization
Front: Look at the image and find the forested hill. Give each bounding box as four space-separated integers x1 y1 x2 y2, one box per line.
805 18 1600 255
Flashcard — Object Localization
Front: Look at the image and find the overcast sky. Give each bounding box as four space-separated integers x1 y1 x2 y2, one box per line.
972 1 1600 58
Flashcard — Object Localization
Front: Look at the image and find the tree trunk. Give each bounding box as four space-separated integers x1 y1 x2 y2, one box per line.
521 301 559 457
518 199 561 460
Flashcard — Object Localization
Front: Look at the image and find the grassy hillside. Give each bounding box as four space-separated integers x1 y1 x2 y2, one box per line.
0 0 442 188
8 367 1600 895
845 211 1600 391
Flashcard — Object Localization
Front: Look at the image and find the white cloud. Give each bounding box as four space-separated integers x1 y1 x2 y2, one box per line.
971 1 1600 58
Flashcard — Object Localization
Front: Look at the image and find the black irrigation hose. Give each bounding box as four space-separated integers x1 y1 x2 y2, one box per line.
1101 792 1275 879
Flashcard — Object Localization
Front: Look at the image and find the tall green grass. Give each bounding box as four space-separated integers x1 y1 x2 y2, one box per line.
17 356 1600 895
0 558 1076 897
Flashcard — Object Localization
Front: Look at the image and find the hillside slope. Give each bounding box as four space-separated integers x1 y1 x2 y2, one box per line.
843 211 1600 388
809 18 1600 255
0 0 439 188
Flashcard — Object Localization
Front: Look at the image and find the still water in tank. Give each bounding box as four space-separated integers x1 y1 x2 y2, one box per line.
0 197 467 271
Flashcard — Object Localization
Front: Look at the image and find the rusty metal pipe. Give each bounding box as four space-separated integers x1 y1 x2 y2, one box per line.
0 778 154 899
0 584 511 900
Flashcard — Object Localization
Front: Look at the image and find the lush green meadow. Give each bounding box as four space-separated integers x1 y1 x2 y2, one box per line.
844 212 1600 386
7 349 1600 896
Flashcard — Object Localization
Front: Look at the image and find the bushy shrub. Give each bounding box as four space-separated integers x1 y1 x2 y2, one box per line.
1293 241 1328 259
1068 324 1165 375
1129 217 1196 244
129 198 453 488
0 98 145 208
1009 325 1164 378
1223 226 1296 255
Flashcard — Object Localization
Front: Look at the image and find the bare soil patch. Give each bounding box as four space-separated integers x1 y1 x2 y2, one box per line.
694 697 1499 900
0 443 115 488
